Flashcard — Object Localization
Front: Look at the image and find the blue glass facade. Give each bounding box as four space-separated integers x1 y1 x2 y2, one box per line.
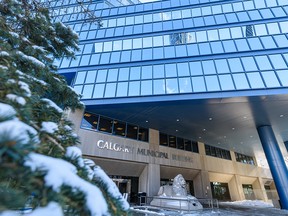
54 0 288 208
55 0 288 100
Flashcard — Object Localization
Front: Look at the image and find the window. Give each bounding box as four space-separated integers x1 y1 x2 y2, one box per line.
205 144 231 160
98 116 113 133
81 112 149 142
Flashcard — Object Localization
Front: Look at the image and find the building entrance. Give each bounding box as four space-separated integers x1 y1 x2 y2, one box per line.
111 176 139 204
211 182 231 201
242 184 255 200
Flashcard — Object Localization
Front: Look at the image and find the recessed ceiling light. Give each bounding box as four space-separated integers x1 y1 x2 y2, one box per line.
280 114 284 118
145 120 149 123
176 129 178 132
218 142 220 144
243 116 247 119
232 128 235 130
199 136 202 139
209 117 213 121
224 136 226 138
240 142 243 144
250 135 253 138
203 129 206 131
176 119 180 122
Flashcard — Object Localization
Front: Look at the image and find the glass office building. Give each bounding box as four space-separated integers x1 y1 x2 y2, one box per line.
53 0 288 209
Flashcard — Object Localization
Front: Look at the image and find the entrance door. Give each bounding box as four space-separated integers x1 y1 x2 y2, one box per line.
111 176 139 204
242 184 255 200
211 182 231 201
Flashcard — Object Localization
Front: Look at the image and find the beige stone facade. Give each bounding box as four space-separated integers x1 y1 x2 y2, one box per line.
68 110 279 205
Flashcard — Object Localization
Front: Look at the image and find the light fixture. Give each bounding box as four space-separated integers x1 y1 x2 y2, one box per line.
224 136 226 138
84 113 91 117
145 120 149 123
199 136 202 139
176 129 178 132
203 129 206 131
280 114 284 118
243 116 247 119
209 117 213 121
232 128 235 130
93 121 98 124
176 119 180 122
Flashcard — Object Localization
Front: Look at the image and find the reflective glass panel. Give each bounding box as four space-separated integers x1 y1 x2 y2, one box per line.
202 60 216 74
192 77 206 92
142 66 153 79
177 62 190 76
276 70 288 86
255 56 273 70
241 57 258 71
85 70 97 83
233 73 250 89
130 67 141 80
82 85 94 99
189 61 203 75
153 79 165 95
96 70 107 83
166 79 179 94
129 81 140 96
219 75 235 90
205 76 220 91
179 77 192 93
165 64 177 77
153 65 165 78
247 73 265 88
118 68 129 81
104 83 116 97
75 71 86 84
116 82 128 97
93 84 105 98
269 55 287 69
107 69 118 82
141 80 152 95
261 71 280 87
228 58 243 72
215 59 229 74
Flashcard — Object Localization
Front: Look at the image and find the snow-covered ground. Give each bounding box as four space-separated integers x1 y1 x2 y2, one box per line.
130 200 288 216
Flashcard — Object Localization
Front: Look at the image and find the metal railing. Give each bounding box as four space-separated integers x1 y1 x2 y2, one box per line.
138 196 218 211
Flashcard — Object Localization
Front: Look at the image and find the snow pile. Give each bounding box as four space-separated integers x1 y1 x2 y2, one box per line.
221 200 273 208
41 121 58 134
24 153 108 215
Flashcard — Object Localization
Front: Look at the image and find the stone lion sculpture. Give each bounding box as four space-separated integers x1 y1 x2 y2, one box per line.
150 174 203 210
157 174 187 197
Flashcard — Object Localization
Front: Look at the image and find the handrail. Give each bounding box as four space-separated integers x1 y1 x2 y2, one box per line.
138 195 219 210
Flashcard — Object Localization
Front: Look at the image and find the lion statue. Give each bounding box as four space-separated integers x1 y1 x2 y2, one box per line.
157 174 187 197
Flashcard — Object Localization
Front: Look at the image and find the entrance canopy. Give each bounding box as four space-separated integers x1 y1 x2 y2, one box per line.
83 89 288 165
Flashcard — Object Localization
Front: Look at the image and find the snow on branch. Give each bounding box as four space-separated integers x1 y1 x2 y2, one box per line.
6 94 26 105
41 98 63 113
41 121 58 134
94 167 130 211
24 153 108 215
16 51 45 68
0 119 39 145
0 103 16 119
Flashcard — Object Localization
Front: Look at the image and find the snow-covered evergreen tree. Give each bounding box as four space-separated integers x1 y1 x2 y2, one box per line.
0 0 129 215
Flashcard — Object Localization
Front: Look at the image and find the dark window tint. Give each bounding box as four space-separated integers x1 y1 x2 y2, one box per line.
126 124 138 139
138 127 149 142
98 116 113 133
113 120 126 137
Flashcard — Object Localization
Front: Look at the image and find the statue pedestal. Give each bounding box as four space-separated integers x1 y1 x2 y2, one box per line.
150 196 203 211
